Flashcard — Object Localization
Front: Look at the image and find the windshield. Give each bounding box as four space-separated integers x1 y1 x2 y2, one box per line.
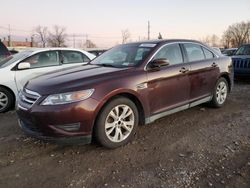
90 44 155 68
235 45 250 56
0 51 33 68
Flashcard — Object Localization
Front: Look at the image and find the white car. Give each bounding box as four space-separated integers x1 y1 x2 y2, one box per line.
0 48 95 112
212 47 222 54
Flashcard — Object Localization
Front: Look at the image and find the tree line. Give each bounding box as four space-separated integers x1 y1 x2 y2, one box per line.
222 21 250 48
35 21 250 49
34 25 96 48
202 21 250 48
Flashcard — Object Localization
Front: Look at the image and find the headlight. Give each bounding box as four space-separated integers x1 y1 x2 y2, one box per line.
41 89 94 105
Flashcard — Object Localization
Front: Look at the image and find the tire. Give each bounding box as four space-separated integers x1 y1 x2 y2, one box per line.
0 87 15 113
94 97 139 149
210 77 229 108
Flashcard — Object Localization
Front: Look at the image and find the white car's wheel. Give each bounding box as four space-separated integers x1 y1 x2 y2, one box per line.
0 87 14 113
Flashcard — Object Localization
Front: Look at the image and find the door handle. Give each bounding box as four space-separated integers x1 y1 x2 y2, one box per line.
211 62 218 67
179 67 189 73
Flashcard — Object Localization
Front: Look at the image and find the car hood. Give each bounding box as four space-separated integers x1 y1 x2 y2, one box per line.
25 64 131 95
231 55 250 59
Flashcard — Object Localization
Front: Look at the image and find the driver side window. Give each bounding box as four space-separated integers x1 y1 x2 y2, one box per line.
153 44 183 65
23 51 60 68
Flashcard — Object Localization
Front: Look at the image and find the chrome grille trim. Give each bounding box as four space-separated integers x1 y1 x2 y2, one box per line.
18 89 41 109
17 104 28 111
25 89 41 97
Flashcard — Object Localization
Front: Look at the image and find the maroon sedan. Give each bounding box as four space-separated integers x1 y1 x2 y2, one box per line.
17 40 233 148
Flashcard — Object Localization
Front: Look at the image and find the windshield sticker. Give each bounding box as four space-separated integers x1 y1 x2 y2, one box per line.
139 44 157 48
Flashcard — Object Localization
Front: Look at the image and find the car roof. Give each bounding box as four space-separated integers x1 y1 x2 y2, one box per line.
124 39 220 56
24 47 89 53
127 39 205 46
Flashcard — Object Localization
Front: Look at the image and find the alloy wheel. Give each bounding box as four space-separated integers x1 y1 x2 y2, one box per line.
0 92 8 111
216 81 228 105
105 104 135 143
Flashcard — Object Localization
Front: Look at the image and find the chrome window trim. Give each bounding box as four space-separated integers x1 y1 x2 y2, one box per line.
144 41 219 71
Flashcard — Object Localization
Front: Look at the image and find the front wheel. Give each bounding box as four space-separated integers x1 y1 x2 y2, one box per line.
210 77 229 108
94 97 139 149
0 87 15 113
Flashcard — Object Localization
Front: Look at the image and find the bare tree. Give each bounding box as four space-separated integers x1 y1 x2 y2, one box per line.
201 35 220 47
210 34 220 47
201 36 211 45
85 39 97 48
121 29 130 44
34 25 48 47
48 25 67 47
221 30 232 48
222 21 250 48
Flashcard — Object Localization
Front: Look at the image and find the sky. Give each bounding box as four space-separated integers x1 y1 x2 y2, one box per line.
0 0 250 48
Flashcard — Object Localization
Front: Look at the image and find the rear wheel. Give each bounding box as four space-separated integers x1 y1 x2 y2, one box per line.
210 77 229 108
0 87 15 113
95 97 138 148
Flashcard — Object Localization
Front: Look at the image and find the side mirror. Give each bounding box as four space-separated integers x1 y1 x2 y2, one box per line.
18 62 31 70
148 58 170 70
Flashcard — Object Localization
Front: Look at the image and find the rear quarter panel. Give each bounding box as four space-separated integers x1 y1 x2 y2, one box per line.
217 56 234 90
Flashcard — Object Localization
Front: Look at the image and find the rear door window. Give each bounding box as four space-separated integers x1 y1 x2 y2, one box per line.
202 47 214 59
61 51 90 64
184 43 206 62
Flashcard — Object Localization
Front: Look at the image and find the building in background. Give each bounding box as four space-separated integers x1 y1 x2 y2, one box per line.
0 37 38 48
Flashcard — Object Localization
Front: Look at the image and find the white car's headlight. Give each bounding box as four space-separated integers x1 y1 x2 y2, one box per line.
41 89 94 105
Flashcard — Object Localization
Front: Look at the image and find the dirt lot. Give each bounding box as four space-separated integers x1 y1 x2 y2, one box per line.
0 80 250 188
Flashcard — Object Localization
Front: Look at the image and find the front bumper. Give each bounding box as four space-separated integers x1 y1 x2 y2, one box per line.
19 119 92 145
16 97 100 145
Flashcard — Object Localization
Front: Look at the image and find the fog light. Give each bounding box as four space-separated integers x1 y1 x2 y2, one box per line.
55 123 81 132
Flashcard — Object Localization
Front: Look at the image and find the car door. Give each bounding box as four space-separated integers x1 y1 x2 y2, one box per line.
182 43 220 102
15 50 61 91
60 50 90 68
146 43 190 115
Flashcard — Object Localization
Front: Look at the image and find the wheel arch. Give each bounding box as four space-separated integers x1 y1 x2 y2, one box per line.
92 91 146 135
219 73 232 92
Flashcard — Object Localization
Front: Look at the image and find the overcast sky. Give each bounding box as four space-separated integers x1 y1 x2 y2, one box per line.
0 0 250 47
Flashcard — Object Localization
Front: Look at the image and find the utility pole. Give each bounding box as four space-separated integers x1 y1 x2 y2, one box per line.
8 24 11 47
147 21 150 40
86 34 88 48
73 34 75 48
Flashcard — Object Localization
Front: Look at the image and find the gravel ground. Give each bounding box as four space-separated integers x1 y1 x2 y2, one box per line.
0 80 249 188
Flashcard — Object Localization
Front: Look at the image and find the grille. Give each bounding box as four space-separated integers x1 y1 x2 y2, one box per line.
233 58 250 69
18 89 41 110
